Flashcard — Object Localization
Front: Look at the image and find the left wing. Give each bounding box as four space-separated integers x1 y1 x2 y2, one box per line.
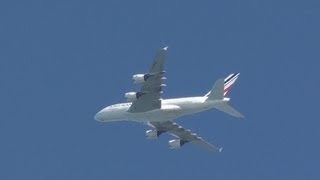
128 47 168 112
149 121 222 152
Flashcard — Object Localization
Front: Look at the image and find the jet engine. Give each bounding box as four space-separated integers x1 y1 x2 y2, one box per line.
132 74 149 84
145 129 163 139
125 92 138 102
124 92 144 102
168 139 187 149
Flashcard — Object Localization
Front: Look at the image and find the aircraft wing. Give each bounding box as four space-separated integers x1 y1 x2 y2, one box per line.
128 47 168 112
149 121 222 152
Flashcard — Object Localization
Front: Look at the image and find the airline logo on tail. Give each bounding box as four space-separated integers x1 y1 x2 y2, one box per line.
224 73 240 96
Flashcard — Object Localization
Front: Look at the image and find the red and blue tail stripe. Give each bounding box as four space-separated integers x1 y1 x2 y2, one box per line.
224 73 240 96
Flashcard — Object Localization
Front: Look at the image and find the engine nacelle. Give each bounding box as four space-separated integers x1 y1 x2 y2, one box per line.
132 74 149 84
124 92 138 102
168 139 187 149
145 129 163 139
125 92 144 102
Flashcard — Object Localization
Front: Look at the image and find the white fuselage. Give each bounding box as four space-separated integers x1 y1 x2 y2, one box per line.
94 96 230 123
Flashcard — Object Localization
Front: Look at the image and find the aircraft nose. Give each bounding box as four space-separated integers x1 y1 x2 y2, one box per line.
94 111 103 121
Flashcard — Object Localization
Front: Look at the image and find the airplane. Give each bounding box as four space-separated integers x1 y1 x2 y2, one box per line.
94 47 244 152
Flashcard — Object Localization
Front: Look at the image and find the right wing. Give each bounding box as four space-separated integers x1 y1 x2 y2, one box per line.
128 47 168 112
149 121 222 152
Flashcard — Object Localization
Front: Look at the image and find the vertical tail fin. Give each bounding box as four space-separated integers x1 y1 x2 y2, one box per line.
205 78 224 100
205 73 240 100
205 73 244 118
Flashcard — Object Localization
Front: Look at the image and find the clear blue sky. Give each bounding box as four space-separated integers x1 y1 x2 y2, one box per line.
1 0 319 179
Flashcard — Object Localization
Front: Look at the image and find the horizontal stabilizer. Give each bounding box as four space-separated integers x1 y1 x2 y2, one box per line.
215 103 244 118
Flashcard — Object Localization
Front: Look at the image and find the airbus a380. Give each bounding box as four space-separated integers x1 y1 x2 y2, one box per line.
94 47 244 152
